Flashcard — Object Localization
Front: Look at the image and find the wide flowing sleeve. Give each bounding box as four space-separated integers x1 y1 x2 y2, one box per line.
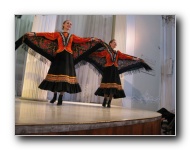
118 51 134 60
117 51 152 74
72 34 91 43
15 33 58 62
72 37 105 65
81 41 111 75
35 32 58 41
82 50 108 75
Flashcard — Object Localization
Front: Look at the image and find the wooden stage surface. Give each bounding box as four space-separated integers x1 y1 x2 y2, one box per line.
15 98 162 135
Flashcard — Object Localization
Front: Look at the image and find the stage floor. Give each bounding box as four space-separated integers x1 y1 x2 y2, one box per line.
15 98 162 135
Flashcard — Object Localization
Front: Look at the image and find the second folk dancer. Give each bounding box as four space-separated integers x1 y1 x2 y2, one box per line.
86 39 152 108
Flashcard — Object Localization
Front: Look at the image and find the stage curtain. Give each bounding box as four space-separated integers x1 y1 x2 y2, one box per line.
15 15 34 97
21 15 57 100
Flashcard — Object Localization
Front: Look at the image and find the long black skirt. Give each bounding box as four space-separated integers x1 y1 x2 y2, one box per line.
95 65 126 98
38 50 81 93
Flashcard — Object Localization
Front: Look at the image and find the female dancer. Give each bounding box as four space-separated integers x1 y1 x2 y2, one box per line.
18 20 99 105
88 39 151 108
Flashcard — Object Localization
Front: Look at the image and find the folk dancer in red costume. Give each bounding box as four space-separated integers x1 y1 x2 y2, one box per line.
15 20 102 105
85 39 152 108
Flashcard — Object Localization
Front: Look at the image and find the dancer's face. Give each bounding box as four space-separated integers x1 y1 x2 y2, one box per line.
110 40 117 49
62 20 72 31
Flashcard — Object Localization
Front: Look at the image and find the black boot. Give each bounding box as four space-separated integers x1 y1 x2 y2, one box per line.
102 98 107 107
107 99 112 108
57 94 63 106
50 92 57 103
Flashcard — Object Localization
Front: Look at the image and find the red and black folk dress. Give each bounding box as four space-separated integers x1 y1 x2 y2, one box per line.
33 32 92 93
91 49 135 98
